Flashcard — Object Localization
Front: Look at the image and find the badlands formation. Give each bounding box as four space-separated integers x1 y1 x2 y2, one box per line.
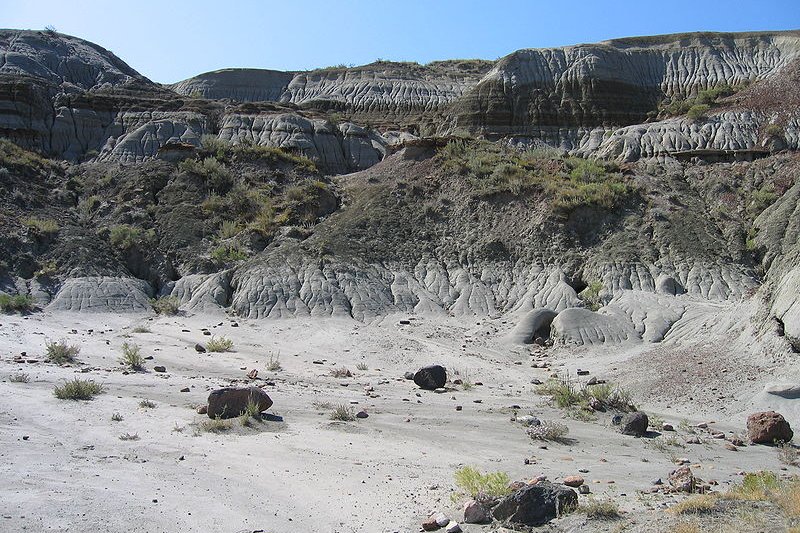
1 28 800 532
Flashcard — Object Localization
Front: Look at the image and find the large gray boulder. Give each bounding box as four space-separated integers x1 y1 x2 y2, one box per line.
492 482 577 526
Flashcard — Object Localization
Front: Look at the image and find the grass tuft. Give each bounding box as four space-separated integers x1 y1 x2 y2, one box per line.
139 399 156 409
111 412 123 421
330 404 356 421
527 420 569 441
453 466 512 499
149 296 180 315
119 342 145 371
200 417 233 433
579 498 620 519
9 373 30 383
118 432 139 441
45 340 80 364
53 378 104 400
330 367 352 378
206 336 233 352
266 352 282 371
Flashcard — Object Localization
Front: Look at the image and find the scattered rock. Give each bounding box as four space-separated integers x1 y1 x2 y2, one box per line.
620 411 649 437
444 521 461 533
356 410 368 419
724 443 738 451
578 485 590 494
180 387 190 393
153 366 166 373
662 423 674 431
562 476 584 487
730 437 745 447
435 513 450 527
516 416 541 427
404 371 415 380
686 436 702 444
247 369 258 379
414 365 447 390
196 405 208 414
669 466 695 493
422 516 439 531
491 482 577 526
747 411 793 444
207 386 273 419
586 376 598 385
194 344 206 353
455 405 462 411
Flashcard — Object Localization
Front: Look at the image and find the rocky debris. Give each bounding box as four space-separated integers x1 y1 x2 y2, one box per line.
196 405 208 415
516 416 541 427
620 411 649 437
669 466 696 493
356 410 368 419
747 411 794 443
404 371 415 380
491 482 577 526
463 500 489 524
206 386 273 419
153 366 166 373
247 369 258 379
443 522 461 533
414 365 447 390
195 344 206 353
562 476 584 488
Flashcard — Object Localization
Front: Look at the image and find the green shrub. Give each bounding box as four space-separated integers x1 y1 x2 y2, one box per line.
53 378 104 400
211 244 248 263
22 216 59 235
579 281 604 311
765 123 784 137
686 104 711 120
179 156 233 192
217 220 240 239
119 342 144 371
0 293 35 313
109 225 153 249
749 186 779 216
46 339 80 364
453 466 512 499
206 336 233 352
149 296 180 315
437 140 631 213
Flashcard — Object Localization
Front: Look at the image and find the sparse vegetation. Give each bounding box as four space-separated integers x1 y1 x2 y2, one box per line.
330 367 353 378
526 420 569 441
778 442 799 466
22 216 59 235
111 412 123 421
0 293 35 313
45 339 80 364
109 224 153 249
660 83 739 118
453 466 512 500
179 156 234 193
536 375 635 412
200 417 233 433
9 373 30 383
53 378 104 400
217 220 240 239
579 281 604 311
266 353 282 371
579 498 621 519
670 494 718 515
211 243 248 263
149 296 180 315
686 104 711 120
139 399 156 409
119 342 145 371
330 404 356 421
118 432 139 441
437 140 631 213
356 362 369 371
206 336 233 352
132 325 151 334
239 399 262 427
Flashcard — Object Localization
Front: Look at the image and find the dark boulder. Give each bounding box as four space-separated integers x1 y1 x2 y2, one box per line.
207 386 273 419
747 411 793 443
620 411 649 437
414 365 447 390
492 482 577 526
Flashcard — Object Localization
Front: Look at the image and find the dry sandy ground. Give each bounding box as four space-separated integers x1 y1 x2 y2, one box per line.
0 310 797 532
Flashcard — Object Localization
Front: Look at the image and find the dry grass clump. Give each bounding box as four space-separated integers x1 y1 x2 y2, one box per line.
536 374 634 412
670 494 718 515
139 399 156 409
330 404 356 421
239 399 263 427
206 336 233 352
356 362 369 371
720 471 800 520
119 342 145 371
118 433 139 441
578 498 620 519
9 373 30 383
453 466 512 500
200 417 233 433
132 325 151 333
45 339 80 364
778 442 799 466
149 296 180 315
53 378 104 400
526 420 569 441
111 412 123 421
330 367 353 378
266 353 282 371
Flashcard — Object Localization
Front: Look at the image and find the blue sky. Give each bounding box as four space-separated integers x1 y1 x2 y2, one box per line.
3 0 799 83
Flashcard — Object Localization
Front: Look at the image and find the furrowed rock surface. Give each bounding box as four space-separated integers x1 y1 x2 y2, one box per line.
169 68 295 102
46 277 153 312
